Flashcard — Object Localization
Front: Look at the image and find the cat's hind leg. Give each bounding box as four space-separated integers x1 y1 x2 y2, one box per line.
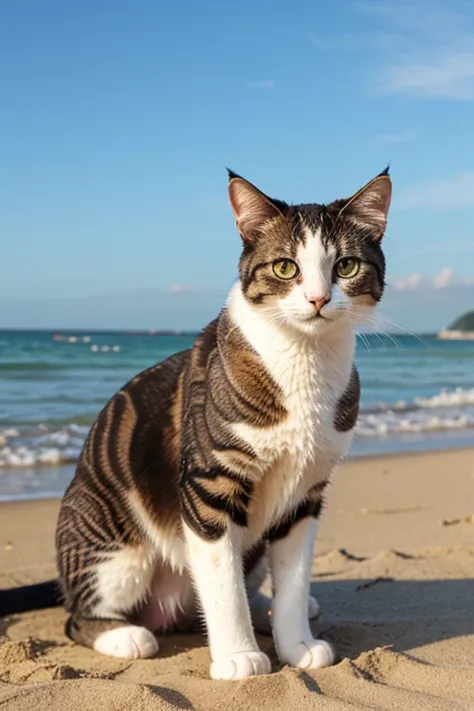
68 616 159 659
64 545 161 659
67 558 198 658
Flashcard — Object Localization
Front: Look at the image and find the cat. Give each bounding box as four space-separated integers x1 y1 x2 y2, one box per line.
0 167 391 680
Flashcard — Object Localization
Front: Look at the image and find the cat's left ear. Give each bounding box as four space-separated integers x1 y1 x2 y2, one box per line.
341 168 392 240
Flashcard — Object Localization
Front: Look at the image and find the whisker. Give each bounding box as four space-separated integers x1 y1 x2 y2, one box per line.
367 330 387 348
374 313 430 348
344 310 402 350
356 332 371 352
377 331 402 350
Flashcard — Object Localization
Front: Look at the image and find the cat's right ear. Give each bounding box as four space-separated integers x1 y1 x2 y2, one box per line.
227 169 283 243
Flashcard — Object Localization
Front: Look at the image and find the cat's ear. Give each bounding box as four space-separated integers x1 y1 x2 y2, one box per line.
341 167 392 240
227 169 284 243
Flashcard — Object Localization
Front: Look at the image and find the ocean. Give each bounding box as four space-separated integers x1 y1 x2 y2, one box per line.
0 329 473 501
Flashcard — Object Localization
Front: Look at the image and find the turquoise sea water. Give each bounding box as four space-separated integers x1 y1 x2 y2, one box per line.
0 329 473 501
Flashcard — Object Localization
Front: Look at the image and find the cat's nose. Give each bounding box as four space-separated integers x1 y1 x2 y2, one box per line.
306 294 331 312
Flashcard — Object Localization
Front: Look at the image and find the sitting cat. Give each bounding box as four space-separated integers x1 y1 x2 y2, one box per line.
1 167 391 680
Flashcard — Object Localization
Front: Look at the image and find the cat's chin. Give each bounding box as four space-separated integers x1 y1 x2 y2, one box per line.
282 312 341 338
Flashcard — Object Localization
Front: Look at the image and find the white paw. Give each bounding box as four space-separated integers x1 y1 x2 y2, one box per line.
279 639 335 670
210 651 272 680
308 595 320 620
93 625 159 659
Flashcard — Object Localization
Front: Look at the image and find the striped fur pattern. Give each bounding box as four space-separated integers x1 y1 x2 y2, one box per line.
54 168 391 679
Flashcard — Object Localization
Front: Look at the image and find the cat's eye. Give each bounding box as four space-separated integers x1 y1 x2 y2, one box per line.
272 259 299 280
336 258 360 279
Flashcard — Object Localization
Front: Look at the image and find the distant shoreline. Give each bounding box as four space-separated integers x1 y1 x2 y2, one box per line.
0 328 201 337
437 329 474 341
0 327 439 337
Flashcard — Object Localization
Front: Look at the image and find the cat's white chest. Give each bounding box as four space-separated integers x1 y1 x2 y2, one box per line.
235 350 342 465
228 289 356 540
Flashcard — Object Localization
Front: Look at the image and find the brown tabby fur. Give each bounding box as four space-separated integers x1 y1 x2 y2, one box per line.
1 167 391 668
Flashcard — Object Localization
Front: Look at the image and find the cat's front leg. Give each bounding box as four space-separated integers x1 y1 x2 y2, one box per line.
269 516 335 670
184 521 271 680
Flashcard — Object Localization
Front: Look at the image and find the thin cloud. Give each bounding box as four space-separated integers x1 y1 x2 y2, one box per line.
433 267 454 289
390 273 423 291
398 172 474 209
168 284 214 294
377 53 474 99
355 0 460 37
354 1 474 100
247 80 275 89
389 268 474 291
372 129 419 145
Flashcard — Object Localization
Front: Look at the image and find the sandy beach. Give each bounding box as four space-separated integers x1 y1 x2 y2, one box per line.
1 447 474 710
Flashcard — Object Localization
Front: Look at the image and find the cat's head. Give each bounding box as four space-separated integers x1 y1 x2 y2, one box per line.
228 168 391 336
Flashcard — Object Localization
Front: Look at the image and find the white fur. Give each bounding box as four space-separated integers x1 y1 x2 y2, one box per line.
93 625 158 659
93 495 191 628
210 651 271 680
278 227 348 329
92 543 195 640
270 517 334 669
297 227 336 302
93 545 156 618
127 490 186 573
228 282 355 545
184 521 271 680
308 595 320 619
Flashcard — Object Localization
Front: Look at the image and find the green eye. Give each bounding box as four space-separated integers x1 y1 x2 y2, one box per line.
336 258 360 279
272 259 299 280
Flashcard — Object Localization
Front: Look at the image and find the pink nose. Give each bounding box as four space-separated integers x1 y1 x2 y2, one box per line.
306 294 330 312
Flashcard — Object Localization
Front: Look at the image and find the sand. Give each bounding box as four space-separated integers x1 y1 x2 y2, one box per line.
1 447 474 710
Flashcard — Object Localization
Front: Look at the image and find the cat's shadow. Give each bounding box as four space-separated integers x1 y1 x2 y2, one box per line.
156 575 473 663
308 576 474 661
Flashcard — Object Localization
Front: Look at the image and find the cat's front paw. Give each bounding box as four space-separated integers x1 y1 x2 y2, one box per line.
210 651 272 680
279 639 335 670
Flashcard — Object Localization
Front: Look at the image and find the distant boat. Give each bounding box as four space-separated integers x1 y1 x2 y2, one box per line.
52 334 91 343
438 311 474 340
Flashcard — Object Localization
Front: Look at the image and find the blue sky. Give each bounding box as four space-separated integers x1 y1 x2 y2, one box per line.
1 0 474 332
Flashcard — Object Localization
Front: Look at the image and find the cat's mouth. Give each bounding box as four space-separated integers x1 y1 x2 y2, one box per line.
300 312 332 323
